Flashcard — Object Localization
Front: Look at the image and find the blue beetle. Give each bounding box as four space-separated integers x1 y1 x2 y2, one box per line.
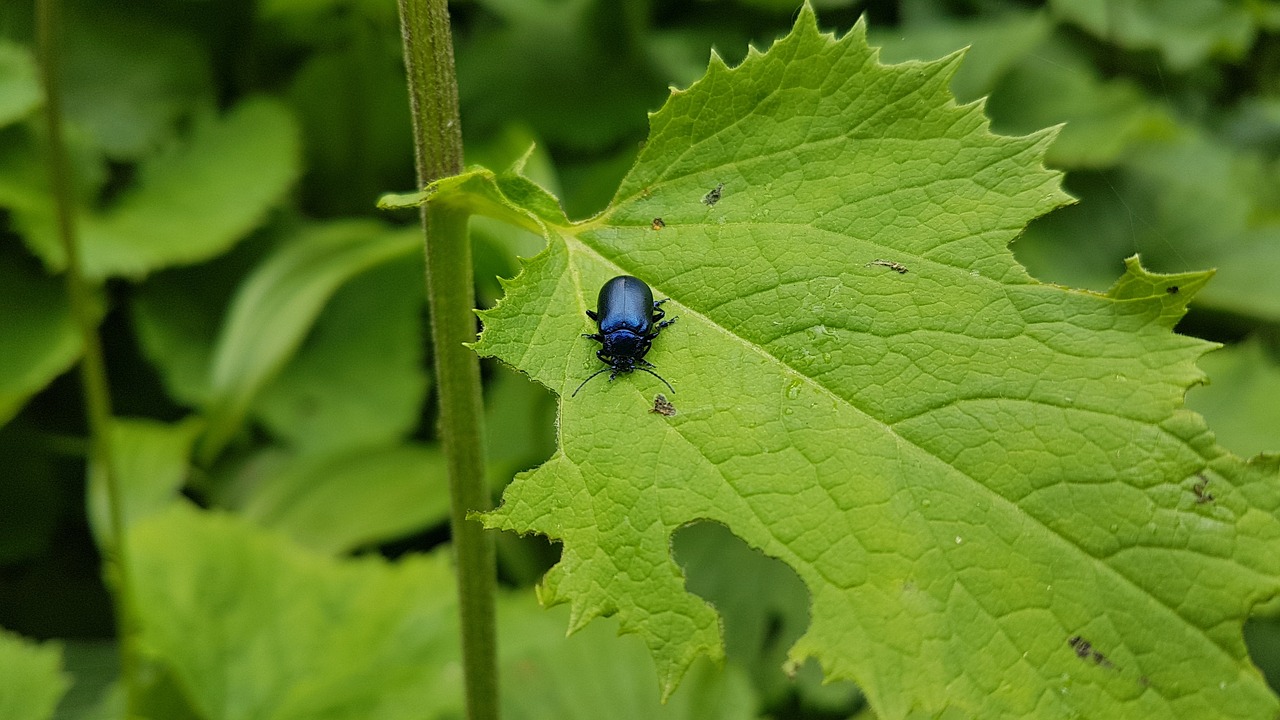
573 275 677 397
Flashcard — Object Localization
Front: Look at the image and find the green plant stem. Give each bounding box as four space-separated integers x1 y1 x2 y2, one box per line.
396 1 499 719
34 0 140 713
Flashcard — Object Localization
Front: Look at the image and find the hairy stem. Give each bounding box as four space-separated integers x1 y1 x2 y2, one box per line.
395 1 499 718
35 0 139 711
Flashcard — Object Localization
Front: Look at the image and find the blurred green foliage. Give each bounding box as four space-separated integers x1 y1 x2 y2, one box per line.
0 0 1277 718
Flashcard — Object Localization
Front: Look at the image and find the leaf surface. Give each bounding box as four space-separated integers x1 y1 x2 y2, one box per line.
198 221 419 462
127 505 756 719
1048 0 1255 69
1017 132 1280 322
129 506 463 720
0 250 85 427
0 629 68 720
238 443 450 554
457 8 1280 717
11 98 299 279
1186 339 1280 459
86 417 203 547
252 252 428 455
0 41 40 129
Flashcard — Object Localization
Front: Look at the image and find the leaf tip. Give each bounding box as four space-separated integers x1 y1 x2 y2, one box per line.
1106 254 1216 327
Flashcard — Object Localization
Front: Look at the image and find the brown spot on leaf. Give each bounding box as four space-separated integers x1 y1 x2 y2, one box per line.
650 393 677 417
1192 473 1215 504
1068 635 1114 668
702 182 724 206
867 259 909 274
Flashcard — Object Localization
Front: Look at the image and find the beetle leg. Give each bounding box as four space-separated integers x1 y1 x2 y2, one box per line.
586 309 599 321
583 333 603 341
656 315 678 330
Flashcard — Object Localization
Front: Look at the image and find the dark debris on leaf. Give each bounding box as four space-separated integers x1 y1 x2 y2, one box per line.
1192 473 1215 504
1068 635 1114 668
702 182 724 206
651 393 677 417
867 259 909 274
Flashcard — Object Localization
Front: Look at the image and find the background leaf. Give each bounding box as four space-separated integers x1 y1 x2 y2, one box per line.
0 629 69 720
198 221 419 462
59 7 213 160
251 253 428 455
471 9 1280 717
1047 0 1256 69
86 417 202 546
128 505 464 720
236 443 450 555
0 41 40 129
11 98 300 279
0 249 85 427
127 505 758 719
1186 339 1280 459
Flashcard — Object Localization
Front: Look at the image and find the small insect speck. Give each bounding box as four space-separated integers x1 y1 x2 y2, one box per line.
867 259 909 274
1166 285 1180 294
702 182 724 206
1192 473 1215 504
651 217 666 231
1068 635 1114 669
1068 635 1090 659
650 393 677 417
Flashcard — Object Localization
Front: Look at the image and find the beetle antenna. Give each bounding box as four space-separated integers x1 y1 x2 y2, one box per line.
571 367 612 397
636 366 675 395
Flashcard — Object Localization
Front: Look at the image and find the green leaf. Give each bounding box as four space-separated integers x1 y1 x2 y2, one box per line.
484 364 557 491
498 597 758 720
1186 339 1280 459
284 43 414 215
0 250 85 427
60 7 213 158
131 242 263 408
454 0 667 153
13 98 300 279
198 221 419 463
86 417 203 547
457 8 1280 717
1017 133 1280 321
0 629 69 720
127 503 757 719
128 505 464 720
875 22 1178 168
872 10 1051 104
674 521 859 710
984 35 1177 168
253 253 428 455
54 641 118 720
1048 0 1256 69
238 443 450 554
0 41 40 129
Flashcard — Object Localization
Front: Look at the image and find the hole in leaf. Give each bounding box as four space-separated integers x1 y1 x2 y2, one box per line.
672 520 863 716
1244 613 1280 695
